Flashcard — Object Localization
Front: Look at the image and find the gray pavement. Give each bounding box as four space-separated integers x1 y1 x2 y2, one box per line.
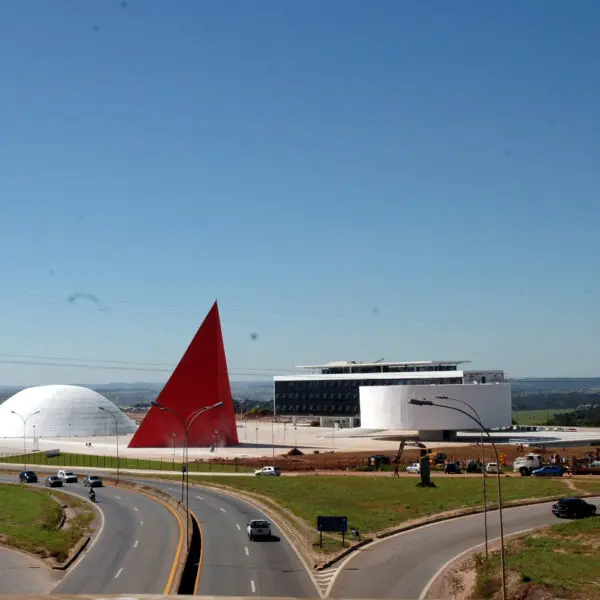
54 483 179 595
0 546 60 594
132 478 318 598
0 474 180 595
329 497 600 599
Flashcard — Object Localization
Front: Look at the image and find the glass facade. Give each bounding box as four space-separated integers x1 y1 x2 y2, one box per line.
275 377 463 416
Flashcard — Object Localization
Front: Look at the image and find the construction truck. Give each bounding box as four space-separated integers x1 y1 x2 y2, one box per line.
513 453 543 476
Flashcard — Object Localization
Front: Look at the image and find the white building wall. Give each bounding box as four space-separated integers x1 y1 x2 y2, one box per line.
359 383 511 430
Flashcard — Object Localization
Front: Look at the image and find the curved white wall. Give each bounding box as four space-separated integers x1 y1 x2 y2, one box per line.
359 384 511 430
0 385 137 438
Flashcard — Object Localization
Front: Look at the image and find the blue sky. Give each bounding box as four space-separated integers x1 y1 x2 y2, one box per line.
1 0 599 385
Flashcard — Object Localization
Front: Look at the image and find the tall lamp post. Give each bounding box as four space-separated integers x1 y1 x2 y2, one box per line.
10 410 40 471
151 400 224 549
98 407 120 486
437 394 489 560
409 398 506 600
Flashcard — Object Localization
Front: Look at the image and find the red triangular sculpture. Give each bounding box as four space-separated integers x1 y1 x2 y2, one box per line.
128 301 239 448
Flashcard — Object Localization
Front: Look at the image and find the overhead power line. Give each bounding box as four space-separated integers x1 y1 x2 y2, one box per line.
0 352 295 374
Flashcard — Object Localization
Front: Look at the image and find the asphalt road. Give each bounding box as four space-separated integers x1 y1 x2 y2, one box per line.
330 497 600 599
0 474 180 595
133 477 318 598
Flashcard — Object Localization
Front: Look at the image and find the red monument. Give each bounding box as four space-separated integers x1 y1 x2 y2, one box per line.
128 301 239 448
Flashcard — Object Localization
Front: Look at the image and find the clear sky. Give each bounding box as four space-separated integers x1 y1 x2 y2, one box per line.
1 0 599 385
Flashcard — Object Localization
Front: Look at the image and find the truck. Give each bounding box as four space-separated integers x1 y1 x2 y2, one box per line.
513 453 543 476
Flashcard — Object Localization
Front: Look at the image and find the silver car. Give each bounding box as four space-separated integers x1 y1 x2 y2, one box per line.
247 519 272 541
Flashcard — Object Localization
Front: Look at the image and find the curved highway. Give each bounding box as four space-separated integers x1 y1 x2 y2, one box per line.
0 474 180 595
133 477 318 597
329 496 600 599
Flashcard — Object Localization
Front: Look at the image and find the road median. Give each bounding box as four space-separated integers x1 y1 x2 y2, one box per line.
161 477 596 572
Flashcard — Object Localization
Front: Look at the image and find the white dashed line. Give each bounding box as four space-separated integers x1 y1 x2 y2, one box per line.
133 506 139 512
115 568 123 579
220 507 226 513
140 520 144 527
245 546 249 556
134 540 139 548
236 524 241 531
196 496 204 500
115 496 122 500
250 580 256 593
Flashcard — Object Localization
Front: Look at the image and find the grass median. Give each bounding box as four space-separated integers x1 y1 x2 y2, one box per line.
471 515 600 599
0 483 95 562
159 474 575 535
0 451 253 473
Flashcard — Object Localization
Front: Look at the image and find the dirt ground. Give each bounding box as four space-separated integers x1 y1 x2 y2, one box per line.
230 444 600 472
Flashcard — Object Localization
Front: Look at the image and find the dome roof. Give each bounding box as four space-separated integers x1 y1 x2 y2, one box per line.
0 385 137 438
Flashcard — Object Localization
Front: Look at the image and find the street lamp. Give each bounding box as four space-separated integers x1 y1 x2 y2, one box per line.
437 395 489 560
151 400 224 549
98 407 121 486
10 410 40 471
409 398 507 600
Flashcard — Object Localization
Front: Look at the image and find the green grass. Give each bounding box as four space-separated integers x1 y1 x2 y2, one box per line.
572 478 600 494
0 484 95 562
0 452 252 473
159 475 575 536
472 515 600 599
513 408 573 425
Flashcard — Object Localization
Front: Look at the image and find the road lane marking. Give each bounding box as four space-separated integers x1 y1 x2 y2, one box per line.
140 520 144 527
134 540 139 548
115 568 123 579
196 495 204 500
418 527 536 600
236 524 241 531
250 580 256 593
133 506 139 512
115 495 122 500
245 546 249 556
220 507 226 513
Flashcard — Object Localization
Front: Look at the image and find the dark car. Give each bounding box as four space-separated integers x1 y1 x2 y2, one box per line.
18 471 38 483
552 497 597 519
83 475 103 488
45 475 64 488
533 465 564 477
445 463 461 474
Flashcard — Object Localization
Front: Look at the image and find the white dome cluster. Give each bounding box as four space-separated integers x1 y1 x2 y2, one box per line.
0 385 137 438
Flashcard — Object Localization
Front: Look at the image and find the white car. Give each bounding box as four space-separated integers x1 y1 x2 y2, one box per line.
406 463 420 474
486 462 501 474
247 519 272 540
57 470 78 483
254 466 281 477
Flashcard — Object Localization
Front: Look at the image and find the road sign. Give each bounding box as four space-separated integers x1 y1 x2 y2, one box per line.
317 516 348 533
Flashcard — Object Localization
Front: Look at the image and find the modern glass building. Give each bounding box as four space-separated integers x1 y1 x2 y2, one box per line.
273 360 505 417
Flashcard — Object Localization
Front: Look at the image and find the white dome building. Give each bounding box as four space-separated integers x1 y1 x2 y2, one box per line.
0 385 137 438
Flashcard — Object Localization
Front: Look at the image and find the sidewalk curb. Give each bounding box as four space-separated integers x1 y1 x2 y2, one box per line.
52 535 90 570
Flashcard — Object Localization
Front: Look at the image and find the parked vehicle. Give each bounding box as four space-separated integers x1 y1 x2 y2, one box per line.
254 466 281 477
444 463 461 474
45 475 63 488
406 463 420 474
466 460 483 473
247 519 272 540
83 475 103 488
552 498 597 519
18 471 38 483
513 453 543 476
486 462 501 474
532 465 564 477
57 470 78 483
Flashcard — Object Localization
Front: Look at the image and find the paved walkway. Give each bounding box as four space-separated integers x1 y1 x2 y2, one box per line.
0 547 59 594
